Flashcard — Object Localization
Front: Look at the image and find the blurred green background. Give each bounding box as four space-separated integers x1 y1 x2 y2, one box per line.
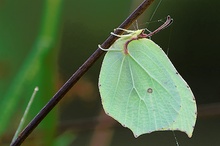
0 0 220 145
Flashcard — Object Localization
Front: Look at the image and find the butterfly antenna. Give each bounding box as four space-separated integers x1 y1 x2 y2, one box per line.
172 131 180 146
149 0 163 21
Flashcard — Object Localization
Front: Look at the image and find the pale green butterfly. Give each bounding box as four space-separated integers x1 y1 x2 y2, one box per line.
98 16 197 138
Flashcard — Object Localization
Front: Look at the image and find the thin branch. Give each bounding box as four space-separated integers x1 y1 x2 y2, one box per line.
10 0 154 145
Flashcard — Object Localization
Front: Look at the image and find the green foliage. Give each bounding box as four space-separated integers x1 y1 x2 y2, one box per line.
0 0 63 145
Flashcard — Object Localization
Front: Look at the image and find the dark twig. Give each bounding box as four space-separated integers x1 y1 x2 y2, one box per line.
10 0 154 145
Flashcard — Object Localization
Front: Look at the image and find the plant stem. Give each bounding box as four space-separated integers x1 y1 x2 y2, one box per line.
10 0 154 145
11 87 39 144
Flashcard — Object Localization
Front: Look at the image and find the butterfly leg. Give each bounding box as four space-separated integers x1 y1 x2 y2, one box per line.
114 28 136 33
98 44 121 52
111 32 133 38
110 32 123 37
98 45 109 51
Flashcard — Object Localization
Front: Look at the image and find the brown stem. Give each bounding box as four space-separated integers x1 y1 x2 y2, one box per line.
10 0 154 145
